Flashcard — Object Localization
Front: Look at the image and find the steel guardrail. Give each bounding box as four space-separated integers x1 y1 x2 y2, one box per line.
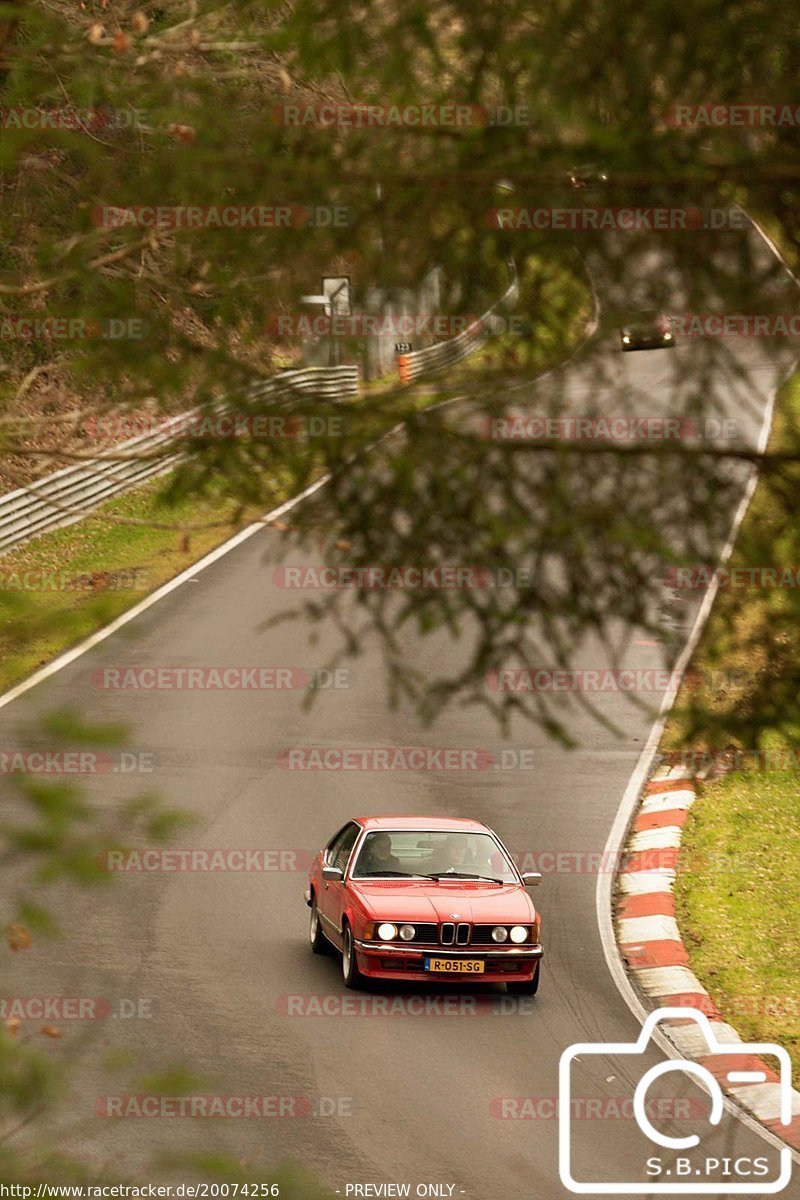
396 263 519 384
0 366 360 555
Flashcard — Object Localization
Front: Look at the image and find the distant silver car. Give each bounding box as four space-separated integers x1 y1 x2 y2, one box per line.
619 312 675 351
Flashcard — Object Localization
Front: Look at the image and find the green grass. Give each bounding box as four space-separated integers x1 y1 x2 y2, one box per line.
674 769 800 1083
0 477 273 693
449 249 593 380
661 366 800 1081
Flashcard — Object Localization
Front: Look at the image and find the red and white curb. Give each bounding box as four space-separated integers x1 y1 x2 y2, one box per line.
614 763 800 1151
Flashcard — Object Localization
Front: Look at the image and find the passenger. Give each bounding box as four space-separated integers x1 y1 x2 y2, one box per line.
428 835 472 874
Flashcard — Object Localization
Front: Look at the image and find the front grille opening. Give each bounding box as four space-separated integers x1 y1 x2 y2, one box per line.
472 925 502 945
410 923 438 943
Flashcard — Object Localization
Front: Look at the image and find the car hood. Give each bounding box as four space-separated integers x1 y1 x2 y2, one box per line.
353 881 536 923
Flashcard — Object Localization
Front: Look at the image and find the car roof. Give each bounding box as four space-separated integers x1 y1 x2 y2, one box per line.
353 815 492 833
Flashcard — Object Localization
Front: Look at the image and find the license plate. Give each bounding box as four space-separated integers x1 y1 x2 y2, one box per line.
424 957 484 974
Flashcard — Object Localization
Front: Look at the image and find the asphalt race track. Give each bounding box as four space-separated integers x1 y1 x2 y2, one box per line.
2 221 799 1198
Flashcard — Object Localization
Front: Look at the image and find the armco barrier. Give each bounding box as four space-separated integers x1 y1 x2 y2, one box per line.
0 366 359 556
245 365 359 403
396 263 519 384
1 259 516 555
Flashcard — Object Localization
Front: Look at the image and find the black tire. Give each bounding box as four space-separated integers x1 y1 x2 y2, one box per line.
506 962 540 996
341 922 365 990
309 895 329 955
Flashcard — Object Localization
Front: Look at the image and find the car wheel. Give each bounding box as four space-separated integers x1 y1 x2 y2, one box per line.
341 922 365 990
506 963 540 996
309 896 328 955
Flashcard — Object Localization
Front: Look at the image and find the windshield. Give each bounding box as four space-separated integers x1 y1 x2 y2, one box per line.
350 830 519 882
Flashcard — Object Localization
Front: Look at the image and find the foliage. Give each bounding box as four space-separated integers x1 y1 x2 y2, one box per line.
1 0 800 737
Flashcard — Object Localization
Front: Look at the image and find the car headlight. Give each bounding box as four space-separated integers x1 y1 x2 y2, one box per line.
491 926 508 943
377 922 397 941
622 334 631 343
509 925 529 943
398 924 415 941
663 331 673 339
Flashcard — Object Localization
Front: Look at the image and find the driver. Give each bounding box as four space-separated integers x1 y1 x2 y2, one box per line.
358 831 401 874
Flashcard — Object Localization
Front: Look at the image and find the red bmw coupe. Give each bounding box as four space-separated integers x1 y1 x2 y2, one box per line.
305 816 543 993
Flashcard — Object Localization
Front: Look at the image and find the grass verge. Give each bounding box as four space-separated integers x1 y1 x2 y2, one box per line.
674 770 800 1084
663 369 800 1082
0 476 272 694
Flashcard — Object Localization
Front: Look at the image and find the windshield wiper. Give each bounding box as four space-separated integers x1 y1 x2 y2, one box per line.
356 870 429 878
422 872 506 884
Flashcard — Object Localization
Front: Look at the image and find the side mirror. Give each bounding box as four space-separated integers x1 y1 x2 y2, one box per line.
521 871 542 887
322 865 344 882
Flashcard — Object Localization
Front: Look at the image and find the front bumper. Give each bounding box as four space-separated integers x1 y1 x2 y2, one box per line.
353 939 543 982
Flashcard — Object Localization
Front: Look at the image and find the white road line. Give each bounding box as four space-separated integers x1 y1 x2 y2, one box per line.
0 476 330 713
